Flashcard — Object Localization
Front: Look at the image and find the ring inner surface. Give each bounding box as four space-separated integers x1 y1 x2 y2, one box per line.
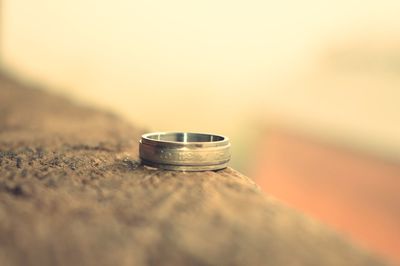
147 133 224 143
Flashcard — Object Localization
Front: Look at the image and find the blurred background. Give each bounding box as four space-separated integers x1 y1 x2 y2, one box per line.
0 0 399 264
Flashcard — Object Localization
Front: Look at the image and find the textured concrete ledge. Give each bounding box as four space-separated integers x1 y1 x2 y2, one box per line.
0 73 387 266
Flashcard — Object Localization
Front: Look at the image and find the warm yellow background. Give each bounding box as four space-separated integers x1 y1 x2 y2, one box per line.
1 0 400 170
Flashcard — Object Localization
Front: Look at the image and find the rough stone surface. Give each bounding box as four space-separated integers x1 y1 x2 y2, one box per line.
0 73 388 266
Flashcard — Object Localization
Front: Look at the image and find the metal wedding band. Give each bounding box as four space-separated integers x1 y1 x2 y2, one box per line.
139 132 231 171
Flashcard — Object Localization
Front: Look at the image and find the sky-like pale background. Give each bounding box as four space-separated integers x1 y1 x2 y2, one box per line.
1 0 400 171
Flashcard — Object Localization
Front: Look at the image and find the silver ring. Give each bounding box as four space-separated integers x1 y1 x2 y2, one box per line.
139 132 231 171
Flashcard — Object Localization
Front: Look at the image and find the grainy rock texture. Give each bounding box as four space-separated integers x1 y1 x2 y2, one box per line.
0 73 387 266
